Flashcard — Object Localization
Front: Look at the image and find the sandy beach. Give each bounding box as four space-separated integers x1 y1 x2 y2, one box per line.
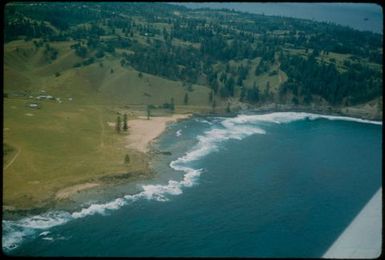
323 188 382 259
125 114 191 153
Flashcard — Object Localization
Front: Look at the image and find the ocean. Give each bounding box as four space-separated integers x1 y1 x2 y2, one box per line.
172 3 383 34
3 112 382 257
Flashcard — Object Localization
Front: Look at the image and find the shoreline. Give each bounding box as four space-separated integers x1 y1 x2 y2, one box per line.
2 110 382 255
323 188 382 258
3 113 192 217
260 103 382 122
194 103 382 122
3 109 381 216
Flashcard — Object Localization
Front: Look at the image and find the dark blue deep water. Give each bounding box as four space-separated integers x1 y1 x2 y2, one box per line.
3 112 382 257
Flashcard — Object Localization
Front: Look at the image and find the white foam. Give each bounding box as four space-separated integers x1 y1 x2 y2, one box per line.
224 112 382 126
16 211 72 229
176 129 182 137
3 113 264 251
194 118 214 125
71 198 127 219
2 221 36 251
3 112 380 252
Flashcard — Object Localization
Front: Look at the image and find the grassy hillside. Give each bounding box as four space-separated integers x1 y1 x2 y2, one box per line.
4 40 217 107
3 2 382 210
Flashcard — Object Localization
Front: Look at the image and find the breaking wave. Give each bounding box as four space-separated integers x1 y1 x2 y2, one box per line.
2 112 381 252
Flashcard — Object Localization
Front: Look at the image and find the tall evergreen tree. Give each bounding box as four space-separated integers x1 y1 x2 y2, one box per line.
240 87 246 102
124 154 130 164
184 93 189 105
123 113 128 131
146 105 151 120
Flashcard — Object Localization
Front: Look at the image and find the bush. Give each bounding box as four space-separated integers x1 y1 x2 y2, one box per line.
269 70 278 76
124 154 130 164
82 57 95 66
95 49 105 58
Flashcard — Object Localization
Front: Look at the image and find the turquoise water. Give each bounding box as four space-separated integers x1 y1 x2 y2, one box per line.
3 112 382 257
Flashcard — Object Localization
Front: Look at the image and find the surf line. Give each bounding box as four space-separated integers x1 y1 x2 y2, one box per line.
3 112 381 252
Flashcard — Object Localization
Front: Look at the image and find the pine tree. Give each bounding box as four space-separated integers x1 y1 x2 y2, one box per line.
123 113 128 131
184 93 189 105
240 87 246 102
147 105 151 120
124 154 130 164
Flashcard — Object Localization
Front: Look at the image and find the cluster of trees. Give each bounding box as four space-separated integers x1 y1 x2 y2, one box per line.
6 3 103 31
71 43 88 58
5 2 382 107
280 53 382 105
219 10 382 63
116 113 128 133
125 41 202 83
200 36 259 61
4 16 54 42
40 43 58 61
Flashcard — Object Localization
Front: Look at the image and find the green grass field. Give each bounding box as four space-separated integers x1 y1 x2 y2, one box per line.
3 98 153 209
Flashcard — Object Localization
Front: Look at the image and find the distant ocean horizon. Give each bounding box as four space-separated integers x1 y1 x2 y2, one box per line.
171 2 383 34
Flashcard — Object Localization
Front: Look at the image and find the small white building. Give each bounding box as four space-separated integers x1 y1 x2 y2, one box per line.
36 95 55 100
28 103 39 108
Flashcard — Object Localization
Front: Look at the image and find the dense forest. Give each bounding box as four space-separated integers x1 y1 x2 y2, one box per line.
4 2 383 107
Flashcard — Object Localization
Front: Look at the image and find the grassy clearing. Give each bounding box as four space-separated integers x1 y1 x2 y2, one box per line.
3 98 149 209
4 41 213 106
